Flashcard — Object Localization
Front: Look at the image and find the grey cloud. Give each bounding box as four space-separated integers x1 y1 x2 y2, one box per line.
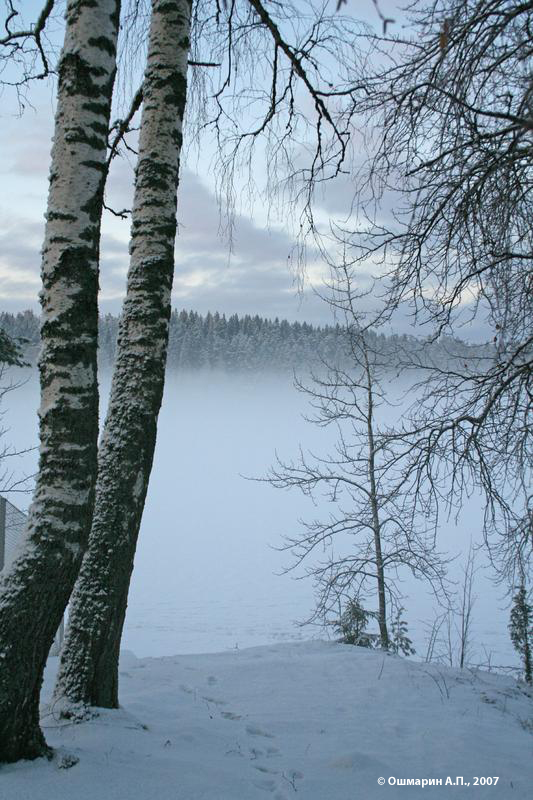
0 216 43 307
0 108 54 180
2 155 334 323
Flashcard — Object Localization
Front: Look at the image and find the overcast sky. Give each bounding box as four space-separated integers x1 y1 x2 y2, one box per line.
0 0 407 325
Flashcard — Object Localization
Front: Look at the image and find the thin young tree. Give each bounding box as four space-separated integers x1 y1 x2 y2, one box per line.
457 544 477 669
54 0 369 712
265 269 448 647
0 0 121 762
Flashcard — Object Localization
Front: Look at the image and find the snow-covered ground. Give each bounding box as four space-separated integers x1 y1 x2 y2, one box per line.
2 642 532 799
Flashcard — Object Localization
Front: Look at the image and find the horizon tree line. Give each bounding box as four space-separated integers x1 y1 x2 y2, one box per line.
1 307 494 373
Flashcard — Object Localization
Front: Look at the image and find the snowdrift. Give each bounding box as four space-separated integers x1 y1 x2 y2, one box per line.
1 641 531 799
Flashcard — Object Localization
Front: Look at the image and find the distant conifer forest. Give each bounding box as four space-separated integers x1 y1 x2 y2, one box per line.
0 309 489 373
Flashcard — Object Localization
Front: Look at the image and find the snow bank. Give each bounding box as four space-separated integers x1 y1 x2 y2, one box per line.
1 641 531 798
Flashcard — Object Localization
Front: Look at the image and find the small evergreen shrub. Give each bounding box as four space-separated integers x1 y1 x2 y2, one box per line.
333 599 378 647
389 607 416 656
509 584 532 684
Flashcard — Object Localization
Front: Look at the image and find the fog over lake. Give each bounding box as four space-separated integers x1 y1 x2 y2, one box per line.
1 368 517 668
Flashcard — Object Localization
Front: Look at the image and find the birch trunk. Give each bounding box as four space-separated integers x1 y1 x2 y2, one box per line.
0 0 120 763
54 0 192 711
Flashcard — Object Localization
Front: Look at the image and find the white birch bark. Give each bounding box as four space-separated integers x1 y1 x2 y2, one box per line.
54 0 192 710
0 0 120 762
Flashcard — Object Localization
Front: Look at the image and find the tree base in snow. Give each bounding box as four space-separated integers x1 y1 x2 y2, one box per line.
0 727 52 764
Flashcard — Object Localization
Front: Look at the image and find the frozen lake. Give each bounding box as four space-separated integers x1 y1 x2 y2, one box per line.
0 368 519 669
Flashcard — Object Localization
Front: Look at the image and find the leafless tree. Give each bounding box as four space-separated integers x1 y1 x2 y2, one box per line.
423 610 446 663
264 281 449 649
328 0 532 584
422 544 478 668
457 543 477 669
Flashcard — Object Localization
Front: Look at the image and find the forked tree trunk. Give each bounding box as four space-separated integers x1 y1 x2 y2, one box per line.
0 0 120 763
54 0 192 711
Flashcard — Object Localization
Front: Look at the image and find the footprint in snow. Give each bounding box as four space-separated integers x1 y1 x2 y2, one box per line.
221 711 242 721
253 765 278 775
246 724 275 738
202 695 227 706
244 724 303 798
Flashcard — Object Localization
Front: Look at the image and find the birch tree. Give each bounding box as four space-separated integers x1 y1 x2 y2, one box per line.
54 0 193 711
54 0 368 712
0 0 121 762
